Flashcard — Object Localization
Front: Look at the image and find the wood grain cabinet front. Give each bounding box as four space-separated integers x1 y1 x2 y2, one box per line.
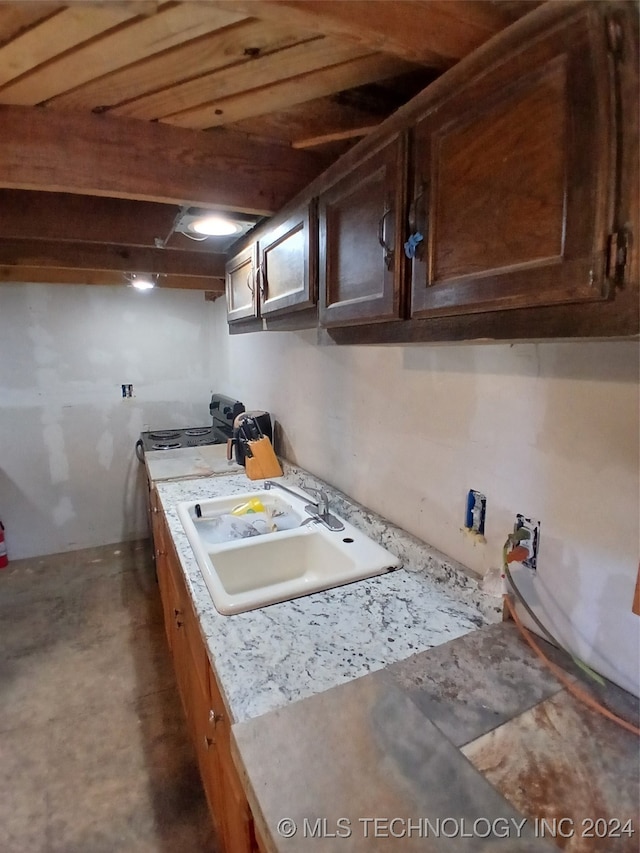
318 133 408 326
258 201 317 318
227 201 318 330
153 507 259 853
409 5 621 320
314 3 636 343
226 243 258 323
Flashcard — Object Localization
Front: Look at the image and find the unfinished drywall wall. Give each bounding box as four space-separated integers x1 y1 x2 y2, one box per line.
0 283 219 559
213 302 640 696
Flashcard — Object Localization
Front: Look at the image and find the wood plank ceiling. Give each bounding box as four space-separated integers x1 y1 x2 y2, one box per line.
0 0 535 293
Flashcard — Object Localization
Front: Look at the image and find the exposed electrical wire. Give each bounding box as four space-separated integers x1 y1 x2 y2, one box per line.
154 205 190 249
181 231 209 242
502 527 605 684
503 595 640 737
503 563 604 685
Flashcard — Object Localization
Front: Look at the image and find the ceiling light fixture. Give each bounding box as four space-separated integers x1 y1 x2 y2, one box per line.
126 273 157 290
190 215 242 237
154 206 262 248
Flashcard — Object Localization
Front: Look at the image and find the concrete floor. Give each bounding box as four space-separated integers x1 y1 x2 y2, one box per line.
0 540 219 853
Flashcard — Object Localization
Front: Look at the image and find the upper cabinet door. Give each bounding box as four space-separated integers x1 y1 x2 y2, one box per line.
410 8 616 319
259 202 317 317
319 134 408 327
226 244 258 323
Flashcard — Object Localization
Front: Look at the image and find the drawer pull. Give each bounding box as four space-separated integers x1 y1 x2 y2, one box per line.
209 709 224 726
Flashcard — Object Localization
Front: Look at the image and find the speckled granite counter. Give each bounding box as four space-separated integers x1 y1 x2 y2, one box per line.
154 465 501 724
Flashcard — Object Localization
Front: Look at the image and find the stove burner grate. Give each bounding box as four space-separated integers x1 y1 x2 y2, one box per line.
184 428 213 437
149 430 181 441
152 441 182 450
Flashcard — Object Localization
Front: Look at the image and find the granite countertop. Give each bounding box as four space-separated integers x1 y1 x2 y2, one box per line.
153 461 502 724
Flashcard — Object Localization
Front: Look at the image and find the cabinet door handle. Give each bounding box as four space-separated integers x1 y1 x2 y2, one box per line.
378 207 394 271
258 262 266 299
408 184 426 233
204 734 215 749
407 183 428 262
246 268 254 294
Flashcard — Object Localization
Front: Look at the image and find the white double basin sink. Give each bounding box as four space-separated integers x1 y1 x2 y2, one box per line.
177 483 400 615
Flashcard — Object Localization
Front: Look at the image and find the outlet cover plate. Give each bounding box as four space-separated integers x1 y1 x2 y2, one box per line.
516 514 541 570
465 489 486 535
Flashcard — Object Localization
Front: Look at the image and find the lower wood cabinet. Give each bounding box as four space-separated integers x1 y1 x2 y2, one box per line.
151 494 262 852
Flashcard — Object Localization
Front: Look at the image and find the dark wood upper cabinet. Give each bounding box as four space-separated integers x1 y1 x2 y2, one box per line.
226 244 258 323
259 202 317 318
410 7 618 319
318 134 408 326
225 3 637 342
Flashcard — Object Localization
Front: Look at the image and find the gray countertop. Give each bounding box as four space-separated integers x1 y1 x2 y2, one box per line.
234 622 639 853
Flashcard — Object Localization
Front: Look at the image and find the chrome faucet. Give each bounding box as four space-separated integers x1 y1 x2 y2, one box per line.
264 480 344 531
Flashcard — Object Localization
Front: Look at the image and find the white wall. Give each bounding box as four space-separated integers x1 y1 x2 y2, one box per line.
212 301 640 695
0 283 219 559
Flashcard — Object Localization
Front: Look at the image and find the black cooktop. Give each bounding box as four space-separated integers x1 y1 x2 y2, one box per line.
138 394 245 453
139 426 217 452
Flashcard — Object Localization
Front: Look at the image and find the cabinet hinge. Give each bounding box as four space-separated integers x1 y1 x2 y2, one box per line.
606 230 629 284
606 16 624 60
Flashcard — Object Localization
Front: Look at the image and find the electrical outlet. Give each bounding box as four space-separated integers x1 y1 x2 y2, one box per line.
465 490 486 535
515 514 541 570
121 384 133 398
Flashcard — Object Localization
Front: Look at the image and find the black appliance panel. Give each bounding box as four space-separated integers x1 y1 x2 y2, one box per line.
210 394 246 443
136 394 245 456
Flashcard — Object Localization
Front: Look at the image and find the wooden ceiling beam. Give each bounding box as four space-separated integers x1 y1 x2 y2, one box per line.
0 190 240 254
0 238 227 279
0 266 224 292
0 105 325 215
209 0 508 65
292 125 380 149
